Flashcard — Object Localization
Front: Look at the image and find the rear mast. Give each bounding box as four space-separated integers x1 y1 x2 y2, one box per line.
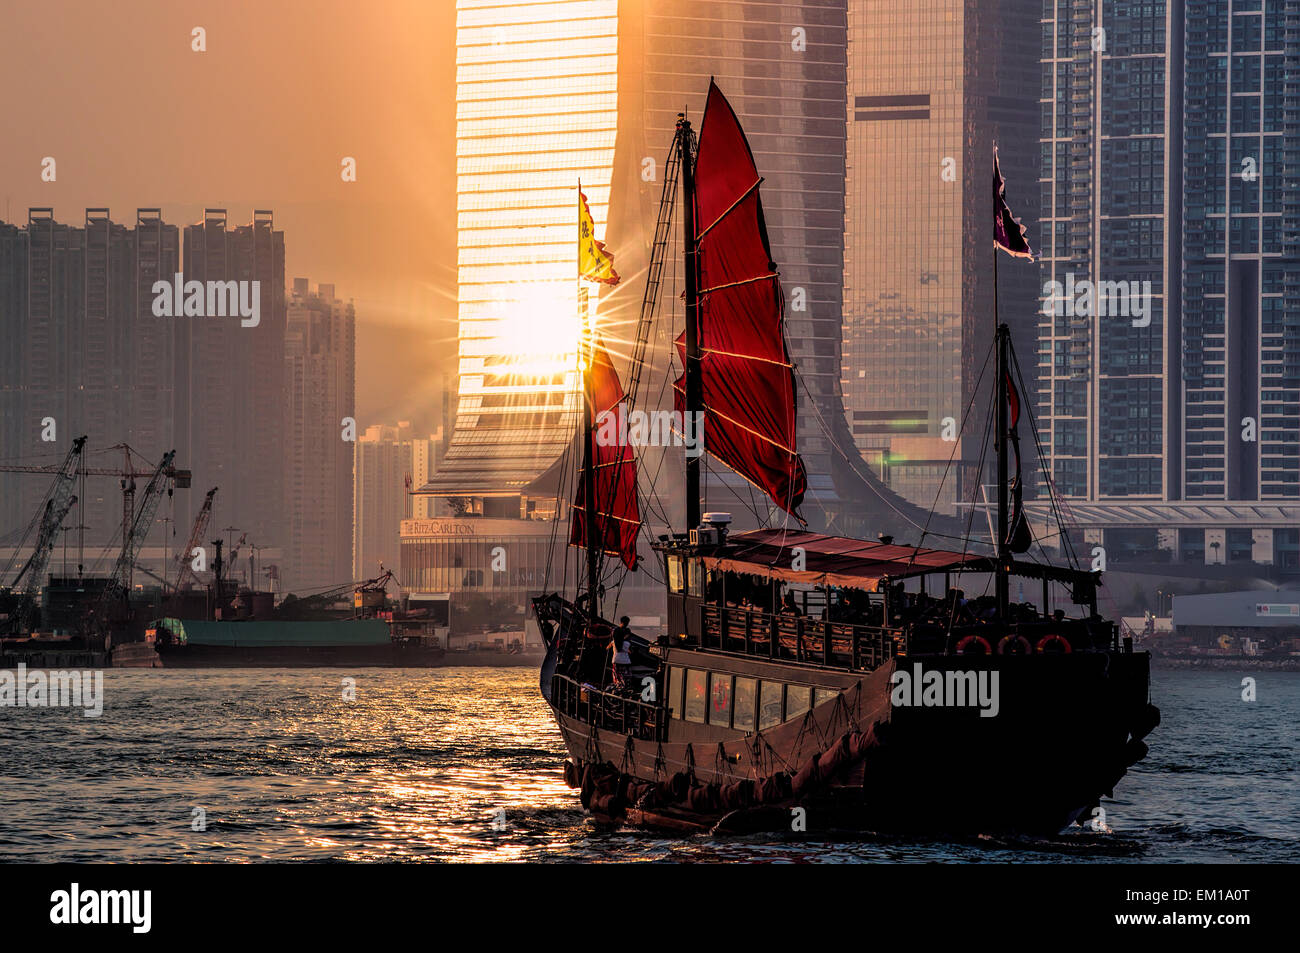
995 322 1010 618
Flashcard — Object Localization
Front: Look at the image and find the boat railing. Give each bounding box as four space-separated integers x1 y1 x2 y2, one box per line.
701 604 902 671
550 672 666 742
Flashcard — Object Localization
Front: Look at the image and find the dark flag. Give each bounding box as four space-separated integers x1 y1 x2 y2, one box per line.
1005 371 1033 554
993 146 1034 260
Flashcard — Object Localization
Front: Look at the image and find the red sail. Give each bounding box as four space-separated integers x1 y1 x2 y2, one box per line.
674 81 807 518
570 336 641 570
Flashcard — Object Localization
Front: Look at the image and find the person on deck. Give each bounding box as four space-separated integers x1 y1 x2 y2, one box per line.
610 618 632 689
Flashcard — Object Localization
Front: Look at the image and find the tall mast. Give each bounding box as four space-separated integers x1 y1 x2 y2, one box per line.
995 321 1010 618
679 114 702 531
578 181 601 616
581 290 600 614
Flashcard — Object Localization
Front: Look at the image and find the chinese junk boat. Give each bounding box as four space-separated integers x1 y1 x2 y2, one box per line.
532 81 1158 835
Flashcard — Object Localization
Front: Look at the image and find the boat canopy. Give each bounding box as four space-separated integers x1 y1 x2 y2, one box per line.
690 528 1096 591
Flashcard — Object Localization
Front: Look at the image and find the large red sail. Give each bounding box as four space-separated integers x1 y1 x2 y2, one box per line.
674 81 807 518
570 336 640 570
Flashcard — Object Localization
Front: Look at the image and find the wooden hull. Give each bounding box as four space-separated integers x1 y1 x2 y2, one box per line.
543 644 1156 836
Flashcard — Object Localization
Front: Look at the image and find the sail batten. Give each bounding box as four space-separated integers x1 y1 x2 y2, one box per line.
674 81 807 519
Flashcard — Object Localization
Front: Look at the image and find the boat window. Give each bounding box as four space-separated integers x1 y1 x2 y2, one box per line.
708 673 733 727
668 666 684 718
786 685 811 720
733 677 757 732
688 559 704 596
684 669 707 723
814 688 839 709
667 556 684 594
758 681 783 730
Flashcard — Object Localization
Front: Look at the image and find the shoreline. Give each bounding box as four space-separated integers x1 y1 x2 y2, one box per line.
1151 656 1300 672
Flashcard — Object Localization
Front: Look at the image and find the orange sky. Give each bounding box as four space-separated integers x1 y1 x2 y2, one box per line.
0 0 458 435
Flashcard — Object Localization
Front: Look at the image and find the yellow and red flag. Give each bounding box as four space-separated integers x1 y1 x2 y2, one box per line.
578 185 620 285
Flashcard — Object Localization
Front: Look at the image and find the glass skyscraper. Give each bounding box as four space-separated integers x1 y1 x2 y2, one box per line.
631 0 851 527
433 0 618 496
841 0 1041 516
437 0 859 535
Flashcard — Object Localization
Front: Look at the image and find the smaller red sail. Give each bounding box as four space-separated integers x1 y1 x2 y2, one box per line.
570 336 641 570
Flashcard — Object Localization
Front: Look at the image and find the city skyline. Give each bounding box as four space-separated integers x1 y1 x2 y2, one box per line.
0 0 460 438
2 0 1298 580
0 0 1296 885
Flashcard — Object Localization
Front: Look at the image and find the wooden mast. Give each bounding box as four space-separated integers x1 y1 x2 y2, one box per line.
579 182 600 616
679 114 702 533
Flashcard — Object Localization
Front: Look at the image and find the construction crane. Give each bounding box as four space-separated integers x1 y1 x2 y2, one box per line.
226 530 248 587
173 487 217 592
90 450 177 635
0 443 191 575
4 437 86 634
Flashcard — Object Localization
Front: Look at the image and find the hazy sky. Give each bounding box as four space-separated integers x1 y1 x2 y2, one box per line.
0 0 458 435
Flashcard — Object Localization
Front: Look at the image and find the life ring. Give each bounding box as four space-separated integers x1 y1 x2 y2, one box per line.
955 634 992 655
997 634 1033 655
1036 633 1072 654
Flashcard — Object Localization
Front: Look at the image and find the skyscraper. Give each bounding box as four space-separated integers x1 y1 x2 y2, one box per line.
1038 0 1172 504
284 278 356 591
0 220 25 534
437 0 865 535
1034 0 1300 568
840 0 1041 516
620 0 852 526
0 208 181 552
354 422 441 581
180 209 286 563
430 0 617 497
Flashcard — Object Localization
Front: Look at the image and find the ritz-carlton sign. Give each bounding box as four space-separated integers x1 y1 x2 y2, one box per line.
401 519 479 538
400 518 554 539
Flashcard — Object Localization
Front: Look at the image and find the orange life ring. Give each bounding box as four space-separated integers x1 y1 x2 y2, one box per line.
955 634 992 655
1036 633 1072 654
997 634 1032 655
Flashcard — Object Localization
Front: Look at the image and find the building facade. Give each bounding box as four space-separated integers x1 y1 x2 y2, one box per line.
180 209 287 568
434 0 616 499
1031 0 1300 570
840 0 1041 515
0 208 182 555
625 0 852 526
354 422 442 582
284 278 356 591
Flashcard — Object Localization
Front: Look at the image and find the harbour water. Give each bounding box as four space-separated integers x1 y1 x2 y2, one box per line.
1 667 1295 862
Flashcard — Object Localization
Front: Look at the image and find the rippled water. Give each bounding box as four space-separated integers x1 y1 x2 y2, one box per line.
0 666 1295 862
